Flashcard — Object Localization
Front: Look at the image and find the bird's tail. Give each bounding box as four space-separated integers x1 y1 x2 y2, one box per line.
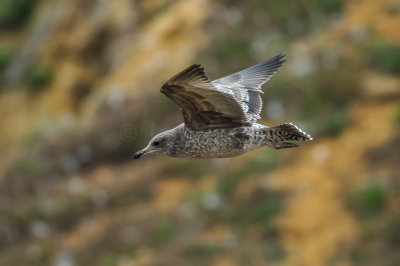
264 123 313 149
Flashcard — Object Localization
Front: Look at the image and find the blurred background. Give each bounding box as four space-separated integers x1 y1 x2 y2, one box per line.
0 0 400 265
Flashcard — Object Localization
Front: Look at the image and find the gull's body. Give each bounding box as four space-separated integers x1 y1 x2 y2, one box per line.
133 55 312 159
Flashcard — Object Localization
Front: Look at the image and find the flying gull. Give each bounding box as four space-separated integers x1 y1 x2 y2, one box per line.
133 55 312 159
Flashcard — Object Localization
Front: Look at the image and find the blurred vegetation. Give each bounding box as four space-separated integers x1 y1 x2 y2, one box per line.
349 183 387 218
301 79 350 136
0 0 38 29
367 40 400 74
218 150 279 195
348 183 400 266
25 63 53 92
0 45 13 75
214 35 251 62
150 217 177 247
396 103 400 126
248 0 342 36
310 0 342 13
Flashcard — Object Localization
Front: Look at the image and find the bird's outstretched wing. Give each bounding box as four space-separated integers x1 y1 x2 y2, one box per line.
161 64 250 130
212 54 286 122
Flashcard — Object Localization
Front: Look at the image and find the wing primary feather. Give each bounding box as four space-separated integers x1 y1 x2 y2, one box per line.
160 64 250 130
211 54 285 123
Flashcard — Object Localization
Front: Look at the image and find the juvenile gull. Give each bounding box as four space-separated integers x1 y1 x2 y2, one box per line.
133 55 312 159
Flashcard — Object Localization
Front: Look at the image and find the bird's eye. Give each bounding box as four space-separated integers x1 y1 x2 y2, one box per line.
153 141 160 146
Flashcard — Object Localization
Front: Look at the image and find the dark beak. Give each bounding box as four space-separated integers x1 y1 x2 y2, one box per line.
132 149 146 159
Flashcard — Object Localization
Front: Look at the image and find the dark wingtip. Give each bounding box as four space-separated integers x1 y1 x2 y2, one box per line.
274 53 286 64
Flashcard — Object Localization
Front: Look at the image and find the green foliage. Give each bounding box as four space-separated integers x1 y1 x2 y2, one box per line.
183 243 219 258
162 159 209 179
98 253 117 266
52 200 92 228
322 108 350 136
108 188 151 209
350 249 370 265
224 188 283 232
350 184 387 218
21 129 42 148
310 0 342 13
8 158 42 177
218 170 244 196
0 0 38 29
26 63 53 92
7 195 92 233
301 75 350 136
262 242 286 261
383 218 400 246
248 149 279 172
5 156 53 196
367 41 400 74
151 218 176 246
349 215 400 265
303 80 348 115
0 46 13 74
252 198 282 224
252 0 294 26
250 0 342 36
218 150 279 195
266 79 294 100
213 35 251 62
396 103 400 127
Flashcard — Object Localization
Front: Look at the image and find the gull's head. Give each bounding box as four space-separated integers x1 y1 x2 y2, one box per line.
132 131 170 159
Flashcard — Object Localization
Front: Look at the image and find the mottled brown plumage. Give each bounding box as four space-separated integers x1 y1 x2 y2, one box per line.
161 64 249 130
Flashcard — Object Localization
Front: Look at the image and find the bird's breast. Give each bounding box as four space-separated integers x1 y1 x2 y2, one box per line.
172 126 263 159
